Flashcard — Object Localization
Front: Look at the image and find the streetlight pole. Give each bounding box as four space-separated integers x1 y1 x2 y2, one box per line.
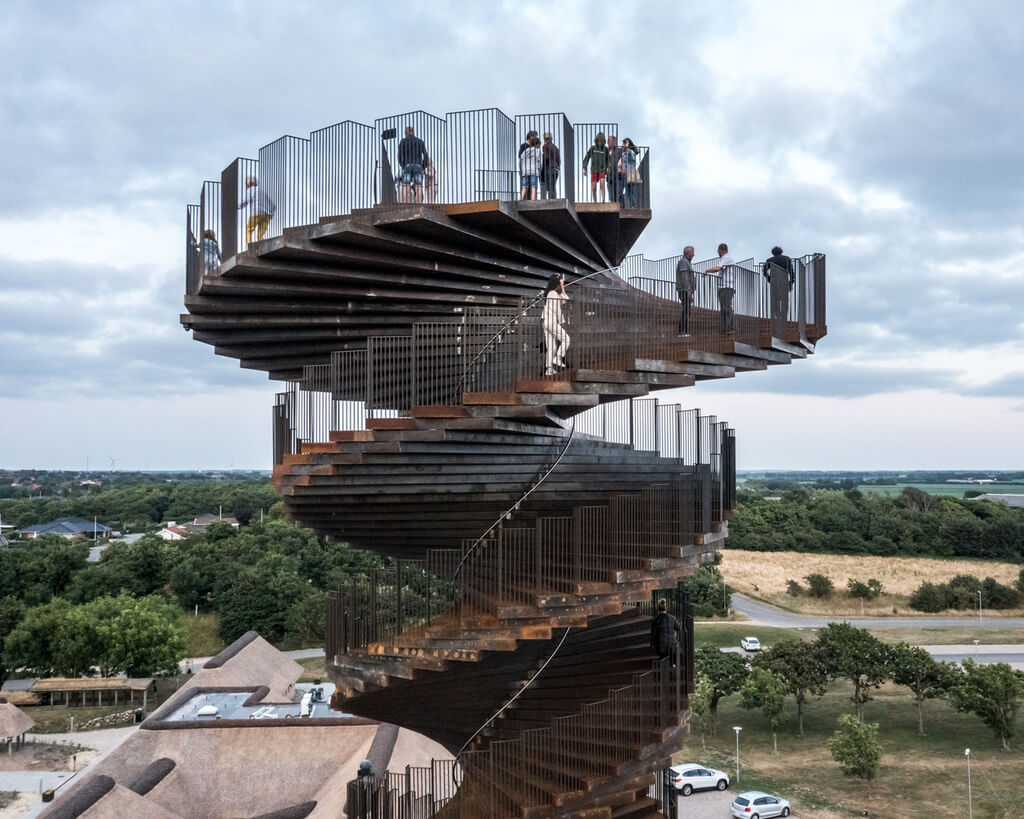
733 726 743 784
977 590 982 627
965 748 973 819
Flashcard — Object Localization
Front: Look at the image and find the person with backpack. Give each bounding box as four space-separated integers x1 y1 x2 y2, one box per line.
582 132 611 202
650 599 682 667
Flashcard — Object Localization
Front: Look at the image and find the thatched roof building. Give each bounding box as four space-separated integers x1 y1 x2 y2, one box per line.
0 700 34 739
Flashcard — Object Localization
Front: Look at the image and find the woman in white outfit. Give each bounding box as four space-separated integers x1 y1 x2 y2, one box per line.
542 274 569 376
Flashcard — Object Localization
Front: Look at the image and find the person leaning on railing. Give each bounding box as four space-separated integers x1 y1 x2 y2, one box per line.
762 245 795 322
397 125 428 204
706 243 736 335
238 176 276 244
542 274 569 376
675 245 696 336
618 138 641 208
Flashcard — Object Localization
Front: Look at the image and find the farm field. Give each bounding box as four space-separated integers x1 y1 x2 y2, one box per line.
678 680 1024 818
719 549 1024 617
856 482 1024 497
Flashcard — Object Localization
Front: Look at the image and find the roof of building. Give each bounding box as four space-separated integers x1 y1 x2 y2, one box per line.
0 701 34 737
31 678 154 693
38 631 447 819
1 679 38 692
16 517 112 535
972 493 1024 507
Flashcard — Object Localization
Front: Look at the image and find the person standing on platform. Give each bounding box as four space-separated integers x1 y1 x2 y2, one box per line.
676 245 696 336
606 134 622 205
424 157 438 204
202 229 221 275
541 132 561 200
397 125 428 203
520 135 542 200
542 273 569 376
650 599 681 667
618 138 640 208
763 245 795 323
707 243 736 335
582 132 610 202
239 176 276 244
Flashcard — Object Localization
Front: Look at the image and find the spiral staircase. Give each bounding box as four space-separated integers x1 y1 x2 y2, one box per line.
183 108 825 818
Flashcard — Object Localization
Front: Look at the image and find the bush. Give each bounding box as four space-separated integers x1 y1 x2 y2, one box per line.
786 579 803 597
805 573 834 598
909 582 948 613
1015 568 1024 595
847 578 883 599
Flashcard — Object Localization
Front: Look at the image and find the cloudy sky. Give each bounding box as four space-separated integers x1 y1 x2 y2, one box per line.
2 0 1022 471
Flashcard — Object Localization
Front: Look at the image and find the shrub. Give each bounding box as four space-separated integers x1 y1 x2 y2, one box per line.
981 577 1023 609
786 579 803 597
847 578 883 599
909 582 950 613
1015 569 1024 595
805 573 834 598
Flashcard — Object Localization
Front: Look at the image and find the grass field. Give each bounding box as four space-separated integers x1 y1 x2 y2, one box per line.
720 549 1024 617
183 613 225 657
680 680 1024 818
694 624 813 649
857 483 1024 497
296 655 327 682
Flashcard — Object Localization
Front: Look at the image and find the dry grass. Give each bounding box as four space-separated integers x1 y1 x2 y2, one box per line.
721 549 1024 616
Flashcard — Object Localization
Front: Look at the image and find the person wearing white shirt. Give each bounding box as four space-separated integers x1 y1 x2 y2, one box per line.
542 274 569 375
707 243 736 335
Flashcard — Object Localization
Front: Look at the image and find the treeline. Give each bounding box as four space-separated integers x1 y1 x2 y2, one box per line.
0 517 377 680
0 479 279 531
695 623 1024 752
728 486 1024 560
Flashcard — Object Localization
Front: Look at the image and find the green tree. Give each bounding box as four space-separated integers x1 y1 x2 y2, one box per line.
86 594 185 676
218 554 309 643
287 587 327 645
678 565 730 617
754 639 828 736
816 623 889 719
828 713 882 781
947 660 1024 751
885 642 954 735
688 675 715 751
739 667 788 751
804 573 834 598
4 598 81 676
694 644 748 735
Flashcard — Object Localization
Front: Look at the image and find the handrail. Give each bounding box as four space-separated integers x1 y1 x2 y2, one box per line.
452 417 577 581
450 265 621 403
454 625 574 760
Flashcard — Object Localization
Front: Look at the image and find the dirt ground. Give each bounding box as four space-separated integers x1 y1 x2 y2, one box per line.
0 740 95 773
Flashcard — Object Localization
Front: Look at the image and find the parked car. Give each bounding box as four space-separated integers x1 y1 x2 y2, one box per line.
740 636 762 652
665 763 729 796
731 790 791 817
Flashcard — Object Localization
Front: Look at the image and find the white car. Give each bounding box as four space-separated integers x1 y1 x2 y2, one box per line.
731 790 791 817
740 636 762 652
666 763 729 796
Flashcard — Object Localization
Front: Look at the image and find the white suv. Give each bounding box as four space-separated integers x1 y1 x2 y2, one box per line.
740 636 762 652
666 763 729 796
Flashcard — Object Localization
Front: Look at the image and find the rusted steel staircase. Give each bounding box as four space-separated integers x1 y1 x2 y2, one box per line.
182 109 825 817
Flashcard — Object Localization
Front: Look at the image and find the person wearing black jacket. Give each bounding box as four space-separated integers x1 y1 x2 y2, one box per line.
763 245 795 323
650 599 682 667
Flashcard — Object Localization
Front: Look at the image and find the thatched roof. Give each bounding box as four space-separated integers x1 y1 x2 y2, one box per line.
31 678 154 693
0 702 33 737
78 784 180 818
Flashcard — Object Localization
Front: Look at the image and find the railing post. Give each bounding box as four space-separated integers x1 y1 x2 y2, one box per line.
221 160 239 260
395 560 403 636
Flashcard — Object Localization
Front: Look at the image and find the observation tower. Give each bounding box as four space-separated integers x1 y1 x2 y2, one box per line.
183 108 826 818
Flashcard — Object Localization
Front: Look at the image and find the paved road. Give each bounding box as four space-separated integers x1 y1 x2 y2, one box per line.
731 593 1024 629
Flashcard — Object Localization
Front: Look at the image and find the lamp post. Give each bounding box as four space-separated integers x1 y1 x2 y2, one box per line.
977 590 982 626
973 639 980 655
733 726 743 784
965 748 973 819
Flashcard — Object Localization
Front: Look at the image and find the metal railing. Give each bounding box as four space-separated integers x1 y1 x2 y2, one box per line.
347 653 687 818
184 108 654 285
325 406 729 657
267 256 822 459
